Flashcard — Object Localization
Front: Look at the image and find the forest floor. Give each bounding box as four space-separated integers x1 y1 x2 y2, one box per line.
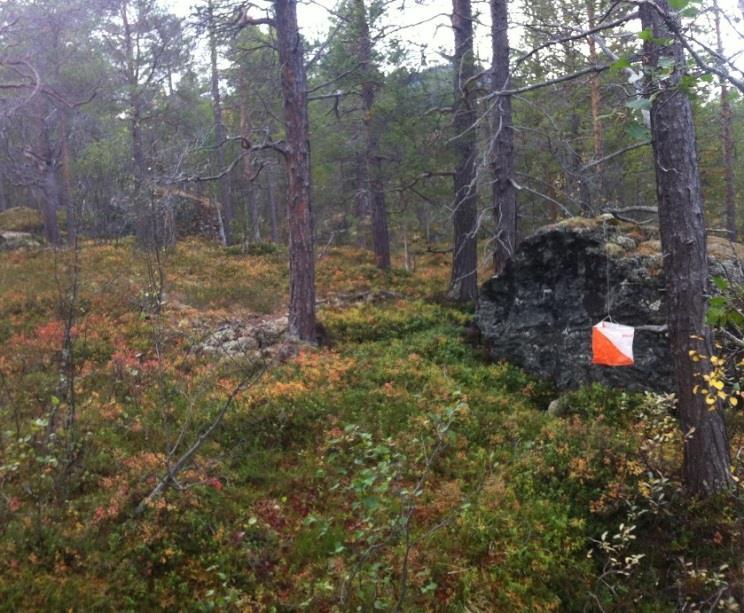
0 239 742 611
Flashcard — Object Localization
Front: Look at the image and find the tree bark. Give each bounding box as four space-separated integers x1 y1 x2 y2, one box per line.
568 112 593 215
121 1 150 247
586 0 605 199
274 0 316 341
34 97 61 246
58 107 75 245
355 0 391 270
41 166 62 246
354 152 369 249
239 67 261 243
640 0 733 496
449 0 479 300
0 170 7 212
490 0 516 275
208 0 232 245
266 162 279 243
713 0 736 242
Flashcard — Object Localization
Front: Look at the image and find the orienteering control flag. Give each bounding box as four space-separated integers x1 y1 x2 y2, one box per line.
592 321 634 366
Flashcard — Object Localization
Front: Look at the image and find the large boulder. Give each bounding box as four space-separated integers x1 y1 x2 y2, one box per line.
475 217 743 392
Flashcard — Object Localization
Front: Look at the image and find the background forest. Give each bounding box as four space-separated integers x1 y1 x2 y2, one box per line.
1 0 741 255
1 0 744 610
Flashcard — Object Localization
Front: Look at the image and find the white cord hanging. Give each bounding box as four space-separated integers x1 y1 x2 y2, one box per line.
592 218 635 366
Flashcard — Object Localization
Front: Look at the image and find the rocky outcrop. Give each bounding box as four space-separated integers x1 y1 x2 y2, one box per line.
196 316 292 360
475 217 742 392
0 231 43 251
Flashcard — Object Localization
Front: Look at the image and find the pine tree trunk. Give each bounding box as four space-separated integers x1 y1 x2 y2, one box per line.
35 100 61 246
713 0 736 241
354 152 369 249
586 0 604 197
449 0 479 300
0 172 7 212
122 3 152 249
568 112 593 215
266 163 279 243
640 0 733 496
369 154 391 269
275 0 316 341
355 0 391 270
490 0 516 275
240 67 262 243
42 167 62 246
208 0 232 245
59 108 75 245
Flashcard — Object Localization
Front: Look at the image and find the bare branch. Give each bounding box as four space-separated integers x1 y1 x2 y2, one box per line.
510 177 573 217
581 140 650 171
514 11 639 67
480 64 611 102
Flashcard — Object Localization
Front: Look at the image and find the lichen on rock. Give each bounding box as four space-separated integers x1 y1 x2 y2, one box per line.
0 231 43 251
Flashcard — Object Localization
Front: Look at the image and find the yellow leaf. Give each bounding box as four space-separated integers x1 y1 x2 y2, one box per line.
730 397 738 407
705 396 717 405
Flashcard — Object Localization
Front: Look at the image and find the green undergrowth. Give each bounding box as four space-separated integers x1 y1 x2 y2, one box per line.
0 241 742 611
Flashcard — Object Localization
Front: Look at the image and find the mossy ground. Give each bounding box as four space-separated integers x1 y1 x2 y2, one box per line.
0 239 742 611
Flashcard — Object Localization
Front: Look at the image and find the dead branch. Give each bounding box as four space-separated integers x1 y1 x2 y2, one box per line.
581 141 651 171
135 363 269 514
514 10 639 67
480 64 611 102
510 177 573 217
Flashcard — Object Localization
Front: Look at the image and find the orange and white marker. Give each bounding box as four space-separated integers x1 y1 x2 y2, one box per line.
592 321 634 366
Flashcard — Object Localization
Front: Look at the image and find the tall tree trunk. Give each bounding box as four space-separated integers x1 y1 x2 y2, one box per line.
41 166 62 246
586 0 605 200
449 0 479 300
713 0 736 241
640 0 732 495
129 95 156 248
34 99 61 246
240 67 262 243
59 108 75 245
208 0 232 245
122 2 150 248
568 112 593 215
274 0 316 341
354 152 369 248
130 98 145 188
490 0 516 274
266 162 279 243
0 167 9 211
355 0 391 269
368 150 391 269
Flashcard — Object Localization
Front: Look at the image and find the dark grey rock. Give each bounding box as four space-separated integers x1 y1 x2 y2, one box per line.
475 219 743 392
